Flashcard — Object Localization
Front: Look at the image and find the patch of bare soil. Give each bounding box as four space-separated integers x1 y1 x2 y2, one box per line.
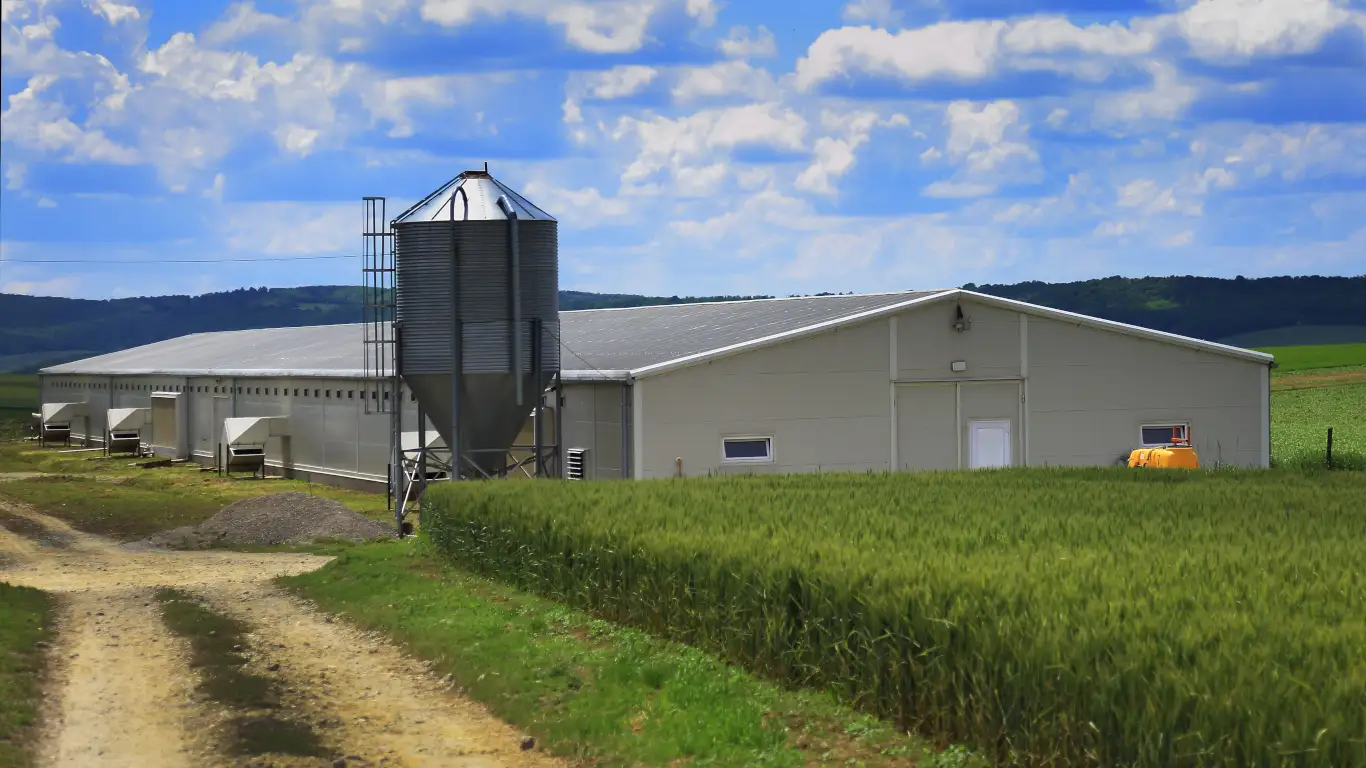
1272 371 1366 390
0 498 566 768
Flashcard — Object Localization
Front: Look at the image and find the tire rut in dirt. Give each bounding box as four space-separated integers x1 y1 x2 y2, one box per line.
0 509 77 550
198 583 564 767
155 588 338 767
38 588 212 768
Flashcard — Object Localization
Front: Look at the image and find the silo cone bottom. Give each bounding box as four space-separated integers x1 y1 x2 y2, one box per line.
404 372 550 478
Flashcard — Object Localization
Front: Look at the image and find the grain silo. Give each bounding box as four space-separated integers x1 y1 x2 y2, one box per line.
384 168 560 479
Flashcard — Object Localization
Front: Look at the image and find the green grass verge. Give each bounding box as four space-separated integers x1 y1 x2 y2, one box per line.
0 443 392 540
1271 382 1366 470
1258 342 1366 372
423 469 1366 768
0 583 54 768
282 542 978 768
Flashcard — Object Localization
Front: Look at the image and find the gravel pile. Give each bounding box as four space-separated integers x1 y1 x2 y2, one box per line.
145 492 393 549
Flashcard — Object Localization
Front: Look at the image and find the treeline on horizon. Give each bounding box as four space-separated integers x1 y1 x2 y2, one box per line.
1 275 1363 372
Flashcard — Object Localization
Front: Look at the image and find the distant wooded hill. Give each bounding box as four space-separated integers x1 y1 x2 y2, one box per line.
2 276 1363 373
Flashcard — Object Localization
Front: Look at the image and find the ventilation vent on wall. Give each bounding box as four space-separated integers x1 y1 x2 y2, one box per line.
566 448 587 480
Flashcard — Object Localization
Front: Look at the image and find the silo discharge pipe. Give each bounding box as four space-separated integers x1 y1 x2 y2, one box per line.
496 194 524 407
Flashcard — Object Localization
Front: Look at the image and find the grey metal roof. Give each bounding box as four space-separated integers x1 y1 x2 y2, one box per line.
43 325 370 378
42 292 944 379
39 288 1272 380
557 291 946 375
393 170 554 223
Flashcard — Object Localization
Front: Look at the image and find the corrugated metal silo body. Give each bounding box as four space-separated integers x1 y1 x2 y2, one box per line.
392 171 560 476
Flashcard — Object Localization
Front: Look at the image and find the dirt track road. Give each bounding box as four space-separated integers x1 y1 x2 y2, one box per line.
0 498 565 768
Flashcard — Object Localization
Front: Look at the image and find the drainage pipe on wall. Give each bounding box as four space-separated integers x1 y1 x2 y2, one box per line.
449 184 469 479
496 194 524 407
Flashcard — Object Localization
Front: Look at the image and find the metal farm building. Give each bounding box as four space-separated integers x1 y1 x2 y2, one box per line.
39 288 1273 486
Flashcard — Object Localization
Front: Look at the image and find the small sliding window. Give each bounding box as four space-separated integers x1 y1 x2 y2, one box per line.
721 436 773 464
1141 423 1188 447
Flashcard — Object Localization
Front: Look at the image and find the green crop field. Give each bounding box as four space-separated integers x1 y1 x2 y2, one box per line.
1271 383 1366 470
0 375 38 416
0 375 38 439
425 469 1366 768
1260 342 1366 372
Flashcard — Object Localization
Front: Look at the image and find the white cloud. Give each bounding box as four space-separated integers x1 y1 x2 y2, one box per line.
719 25 777 59
275 124 321 155
522 181 631 223
83 0 140 24
785 231 878 280
582 65 658 99
203 2 291 46
920 146 942 161
1115 178 1203 216
420 0 659 53
796 23 1003 89
614 103 807 188
1045 108 1069 127
1093 61 1196 125
795 16 1156 90
944 100 1036 172
1001 16 1156 56
1093 220 1136 237
4 163 26 190
796 110 909 195
363 75 459 137
1162 230 1194 247
672 60 778 102
0 274 85 297
36 196 56 207
223 202 356 255
685 0 717 27
840 0 902 28
204 172 226 200
923 181 997 198
1174 0 1358 60
1 74 140 164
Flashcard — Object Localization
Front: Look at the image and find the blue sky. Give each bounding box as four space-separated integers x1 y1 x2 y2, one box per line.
1 0 1364 300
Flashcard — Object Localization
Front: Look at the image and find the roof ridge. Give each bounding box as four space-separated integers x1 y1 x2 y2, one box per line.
560 289 950 315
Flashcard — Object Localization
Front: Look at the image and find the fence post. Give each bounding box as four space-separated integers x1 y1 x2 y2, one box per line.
1326 427 1334 470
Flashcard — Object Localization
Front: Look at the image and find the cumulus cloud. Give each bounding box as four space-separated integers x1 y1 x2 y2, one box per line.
363 75 459 137
1172 0 1360 60
1093 61 1197 125
840 0 902 28
203 2 291 46
83 0 140 24
613 103 807 190
672 60 779 102
685 0 718 27
1 74 140 164
796 110 909 195
719 25 777 59
420 0 659 53
581 65 659 99
522 181 632 223
794 16 1156 90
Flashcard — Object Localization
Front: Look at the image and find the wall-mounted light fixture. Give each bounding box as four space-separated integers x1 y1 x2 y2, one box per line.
952 304 971 332
951 360 968 372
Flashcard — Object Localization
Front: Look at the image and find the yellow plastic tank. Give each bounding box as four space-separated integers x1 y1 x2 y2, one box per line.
1128 445 1200 469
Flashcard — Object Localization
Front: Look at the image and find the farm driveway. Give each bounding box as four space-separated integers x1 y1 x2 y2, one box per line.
0 498 564 768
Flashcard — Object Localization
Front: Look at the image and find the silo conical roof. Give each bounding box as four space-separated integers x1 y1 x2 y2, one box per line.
393 170 555 223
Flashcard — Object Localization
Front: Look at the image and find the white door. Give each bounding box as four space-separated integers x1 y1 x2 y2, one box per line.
968 420 1012 468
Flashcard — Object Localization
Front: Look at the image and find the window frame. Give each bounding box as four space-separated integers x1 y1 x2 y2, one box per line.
720 435 774 465
1140 423 1189 447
